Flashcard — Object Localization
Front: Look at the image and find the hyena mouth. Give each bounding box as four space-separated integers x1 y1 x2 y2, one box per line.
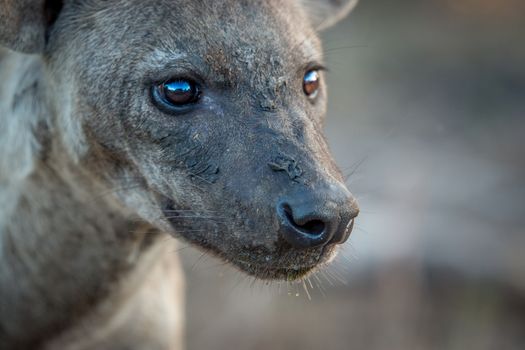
158 196 338 281
235 261 319 280
226 242 337 280
233 247 337 280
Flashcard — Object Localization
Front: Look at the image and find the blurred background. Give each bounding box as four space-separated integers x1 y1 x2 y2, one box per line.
180 1 525 349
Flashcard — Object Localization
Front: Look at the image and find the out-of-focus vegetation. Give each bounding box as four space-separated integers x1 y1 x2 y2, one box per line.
181 1 525 349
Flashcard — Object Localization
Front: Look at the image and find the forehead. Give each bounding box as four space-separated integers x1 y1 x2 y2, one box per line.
71 0 322 71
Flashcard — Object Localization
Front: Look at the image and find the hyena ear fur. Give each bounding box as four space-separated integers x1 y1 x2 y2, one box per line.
0 0 64 53
299 0 358 31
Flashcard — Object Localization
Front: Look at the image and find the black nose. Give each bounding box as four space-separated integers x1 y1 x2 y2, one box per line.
276 183 359 249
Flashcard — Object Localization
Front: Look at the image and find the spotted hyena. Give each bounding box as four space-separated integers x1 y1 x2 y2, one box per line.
0 1 359 349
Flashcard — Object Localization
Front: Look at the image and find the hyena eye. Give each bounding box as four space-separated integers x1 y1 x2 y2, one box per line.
152 79 201 111
303 70 320 98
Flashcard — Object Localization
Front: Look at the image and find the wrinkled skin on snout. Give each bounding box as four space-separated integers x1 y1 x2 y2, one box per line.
48 0 359 280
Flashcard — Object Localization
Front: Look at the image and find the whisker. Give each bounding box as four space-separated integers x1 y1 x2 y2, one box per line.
323 44 368 55
164 215 227 220
302 279 312 301
227 271 248 296
162 209 218 213
190 252 208 271
174 229 209 234
320 269 335 287
354 224 370 235
187 173 214 185
343 155 368 182
197 260 230 272
307 276 314 289
313 273 327 297
327 267 347 286
170 245 191 254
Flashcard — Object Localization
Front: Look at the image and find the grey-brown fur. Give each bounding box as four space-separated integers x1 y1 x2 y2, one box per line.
0 1 358 349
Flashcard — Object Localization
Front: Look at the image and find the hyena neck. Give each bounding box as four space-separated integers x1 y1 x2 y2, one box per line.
0 160 163 347
0 51 162 347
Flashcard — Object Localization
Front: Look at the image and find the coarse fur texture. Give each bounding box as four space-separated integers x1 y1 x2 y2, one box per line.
0 1 358 349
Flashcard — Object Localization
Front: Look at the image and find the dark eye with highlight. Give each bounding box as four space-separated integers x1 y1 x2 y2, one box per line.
152 79 201 111
303 70 320 98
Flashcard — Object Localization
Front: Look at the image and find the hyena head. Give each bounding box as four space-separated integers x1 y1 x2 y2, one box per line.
2 0 359 280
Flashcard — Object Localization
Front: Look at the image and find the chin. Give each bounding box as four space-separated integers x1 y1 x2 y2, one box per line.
229 245 339 281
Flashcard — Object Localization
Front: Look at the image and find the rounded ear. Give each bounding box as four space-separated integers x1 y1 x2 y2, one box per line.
0 0 62 53
299 0 358 31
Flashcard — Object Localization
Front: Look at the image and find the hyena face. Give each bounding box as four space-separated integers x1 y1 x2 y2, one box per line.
42 0 359 280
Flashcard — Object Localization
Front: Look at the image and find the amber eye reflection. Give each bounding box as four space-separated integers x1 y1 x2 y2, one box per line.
303 70 320 98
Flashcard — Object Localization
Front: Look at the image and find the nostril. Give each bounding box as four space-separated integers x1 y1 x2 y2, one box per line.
282 205 326 236
276 185 357 249
277 202 333 249
300 220 326 236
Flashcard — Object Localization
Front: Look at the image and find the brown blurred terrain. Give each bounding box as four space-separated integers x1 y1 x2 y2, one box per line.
180 1 525 349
